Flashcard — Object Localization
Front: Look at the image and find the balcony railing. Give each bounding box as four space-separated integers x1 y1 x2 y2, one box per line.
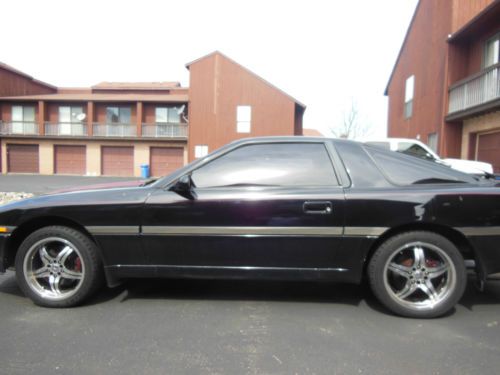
449 63 500 114
92 123 137 137
141 123 188 138
45 122 88 136
0 121 39 135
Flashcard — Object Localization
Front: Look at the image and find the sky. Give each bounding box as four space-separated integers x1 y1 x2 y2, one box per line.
2 0 418 138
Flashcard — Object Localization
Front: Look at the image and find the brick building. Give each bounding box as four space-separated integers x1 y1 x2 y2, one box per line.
0 51 305 176
386 0 500 172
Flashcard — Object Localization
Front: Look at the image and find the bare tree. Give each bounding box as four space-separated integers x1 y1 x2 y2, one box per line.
330 99 371 140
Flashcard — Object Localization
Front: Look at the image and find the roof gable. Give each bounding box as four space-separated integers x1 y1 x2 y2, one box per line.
186 51 306 109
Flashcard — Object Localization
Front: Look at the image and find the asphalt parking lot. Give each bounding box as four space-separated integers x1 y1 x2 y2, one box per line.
0 174 141 195
0 175 500 374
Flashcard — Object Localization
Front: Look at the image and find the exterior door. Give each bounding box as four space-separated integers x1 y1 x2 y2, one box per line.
142 142 346 270
477 131 500 173
54 145 86 175
7 144 39 173
12 106 34 134
58 107 72 135
101 146 134 176
150 147 184 177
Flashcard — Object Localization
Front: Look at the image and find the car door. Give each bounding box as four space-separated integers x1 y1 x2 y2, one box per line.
141 141 346 272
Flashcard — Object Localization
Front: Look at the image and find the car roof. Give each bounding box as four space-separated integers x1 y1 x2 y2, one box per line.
229 135 359 146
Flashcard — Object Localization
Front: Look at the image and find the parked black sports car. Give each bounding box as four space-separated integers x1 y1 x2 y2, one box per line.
0 137 499 318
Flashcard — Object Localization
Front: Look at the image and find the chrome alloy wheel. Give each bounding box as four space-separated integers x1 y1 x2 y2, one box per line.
383 241 456 311
23 237 85 301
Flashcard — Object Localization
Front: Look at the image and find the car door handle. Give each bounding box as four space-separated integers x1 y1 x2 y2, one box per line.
303 201 333 214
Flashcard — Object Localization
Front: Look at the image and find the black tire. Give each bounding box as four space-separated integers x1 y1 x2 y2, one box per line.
15 225 104 307
368 231 466 318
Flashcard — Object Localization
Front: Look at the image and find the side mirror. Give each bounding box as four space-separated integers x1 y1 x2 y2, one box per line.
175 175 192 191
170 175 196 200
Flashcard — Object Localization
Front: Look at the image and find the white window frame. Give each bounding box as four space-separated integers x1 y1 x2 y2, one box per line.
194 145 208 158
404 75 415 119
236 105 251 133
12 105 35 134
484 33 500 69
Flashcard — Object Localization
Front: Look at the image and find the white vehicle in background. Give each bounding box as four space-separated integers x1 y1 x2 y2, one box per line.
364 138 494 176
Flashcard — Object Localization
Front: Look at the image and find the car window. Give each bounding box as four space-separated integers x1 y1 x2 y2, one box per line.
334 141 390 188
366 146 478 185
397 142 435 161
191 143 338 188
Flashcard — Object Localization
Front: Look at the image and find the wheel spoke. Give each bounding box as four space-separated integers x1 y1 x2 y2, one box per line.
39 247 53 266
413 246 425 268
61 267 82 280
48 275 62 295
388 263 412 279
397 281 418 299
419 280 439 303
31 267 51 279
56 246 74 265
427 264 448 280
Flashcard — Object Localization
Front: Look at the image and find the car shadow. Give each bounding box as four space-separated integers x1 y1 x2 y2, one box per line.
1 271 499 314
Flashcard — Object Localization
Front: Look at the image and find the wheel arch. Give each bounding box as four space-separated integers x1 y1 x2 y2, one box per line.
363 222 479 277
5 216 115 286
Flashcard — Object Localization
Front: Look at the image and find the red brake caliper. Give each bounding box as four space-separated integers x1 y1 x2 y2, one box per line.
74 257 82 272
425 259 439 268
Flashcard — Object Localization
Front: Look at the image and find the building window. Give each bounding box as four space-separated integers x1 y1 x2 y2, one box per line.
404 75 414 119
194 145 208 158
484 33 500 68
106 107 131 124
11 105 36 134
427 132 438 153
155 107 181 124
236 105 251 133
59 106 84 123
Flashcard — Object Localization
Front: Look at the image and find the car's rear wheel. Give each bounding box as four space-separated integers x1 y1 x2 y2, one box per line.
368 231 466 318
15 226 103 307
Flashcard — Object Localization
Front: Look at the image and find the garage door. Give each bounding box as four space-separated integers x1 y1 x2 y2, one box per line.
477 131 500 173
7 144 39 173
101 146 134 176
54 145 86 175
150 147 184 177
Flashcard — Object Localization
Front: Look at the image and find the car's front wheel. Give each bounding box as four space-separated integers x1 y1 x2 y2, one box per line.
15 225 103 307
368 231 466 318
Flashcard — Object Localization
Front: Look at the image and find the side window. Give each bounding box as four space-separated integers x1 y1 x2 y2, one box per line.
191 143 338 188
367 146 476 185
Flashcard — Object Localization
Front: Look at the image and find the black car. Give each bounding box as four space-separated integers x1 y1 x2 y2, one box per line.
0 137 499 318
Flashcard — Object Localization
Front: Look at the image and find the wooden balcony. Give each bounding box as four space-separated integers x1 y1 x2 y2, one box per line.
448 63 500 120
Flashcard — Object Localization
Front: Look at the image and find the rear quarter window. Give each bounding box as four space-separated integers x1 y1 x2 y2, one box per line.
366 146 478 185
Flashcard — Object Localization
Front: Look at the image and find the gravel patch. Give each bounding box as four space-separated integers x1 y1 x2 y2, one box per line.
0 192 34 205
